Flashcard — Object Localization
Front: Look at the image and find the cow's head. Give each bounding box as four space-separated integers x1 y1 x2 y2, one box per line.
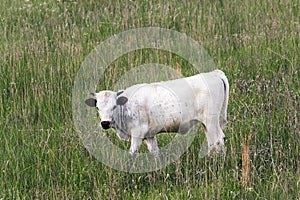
85 91 119 129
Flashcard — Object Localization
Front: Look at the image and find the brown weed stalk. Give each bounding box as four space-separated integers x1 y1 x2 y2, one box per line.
242 134 252 189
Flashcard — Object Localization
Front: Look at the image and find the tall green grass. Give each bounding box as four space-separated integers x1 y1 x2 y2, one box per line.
1 0 299 199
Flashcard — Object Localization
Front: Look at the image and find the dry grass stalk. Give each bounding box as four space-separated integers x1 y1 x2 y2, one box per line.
242 133 252 188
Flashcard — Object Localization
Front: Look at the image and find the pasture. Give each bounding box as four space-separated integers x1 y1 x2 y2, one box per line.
1 0 299 199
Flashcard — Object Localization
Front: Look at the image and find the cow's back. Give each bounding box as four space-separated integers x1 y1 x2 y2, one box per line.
114 70 227 138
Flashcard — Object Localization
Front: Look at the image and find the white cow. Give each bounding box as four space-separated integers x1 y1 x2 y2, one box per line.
85 70 229 155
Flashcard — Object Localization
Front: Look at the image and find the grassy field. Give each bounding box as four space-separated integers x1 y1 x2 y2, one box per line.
1 0 299 199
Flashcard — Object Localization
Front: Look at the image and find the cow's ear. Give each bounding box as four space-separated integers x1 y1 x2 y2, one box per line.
116 90 124 96
116 96 128 105
85 98 97 107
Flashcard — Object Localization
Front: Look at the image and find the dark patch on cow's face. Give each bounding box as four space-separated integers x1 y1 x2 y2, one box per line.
116 96 128 105
85 98 97 107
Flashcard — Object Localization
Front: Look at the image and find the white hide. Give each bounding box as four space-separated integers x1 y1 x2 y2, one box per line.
86 70 229 155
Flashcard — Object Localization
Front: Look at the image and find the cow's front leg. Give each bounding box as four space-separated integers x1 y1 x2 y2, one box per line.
129 137 143 155
116 129 131 141
144 137 159 155
145 137 161 169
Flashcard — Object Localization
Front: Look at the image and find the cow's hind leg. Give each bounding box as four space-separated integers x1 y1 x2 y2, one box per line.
204 117 226 153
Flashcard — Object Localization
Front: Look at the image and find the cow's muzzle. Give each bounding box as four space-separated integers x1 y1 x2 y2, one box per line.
101 121 111 129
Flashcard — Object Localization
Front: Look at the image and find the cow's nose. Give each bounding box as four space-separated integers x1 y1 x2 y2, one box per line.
101 121 111 129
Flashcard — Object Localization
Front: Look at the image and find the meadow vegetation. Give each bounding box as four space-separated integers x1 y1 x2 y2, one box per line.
1 0 299 199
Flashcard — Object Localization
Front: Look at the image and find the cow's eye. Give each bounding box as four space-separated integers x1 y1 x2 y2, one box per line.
113 105 117 110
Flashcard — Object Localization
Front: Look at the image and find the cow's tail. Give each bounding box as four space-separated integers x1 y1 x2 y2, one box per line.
215 70 229 128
